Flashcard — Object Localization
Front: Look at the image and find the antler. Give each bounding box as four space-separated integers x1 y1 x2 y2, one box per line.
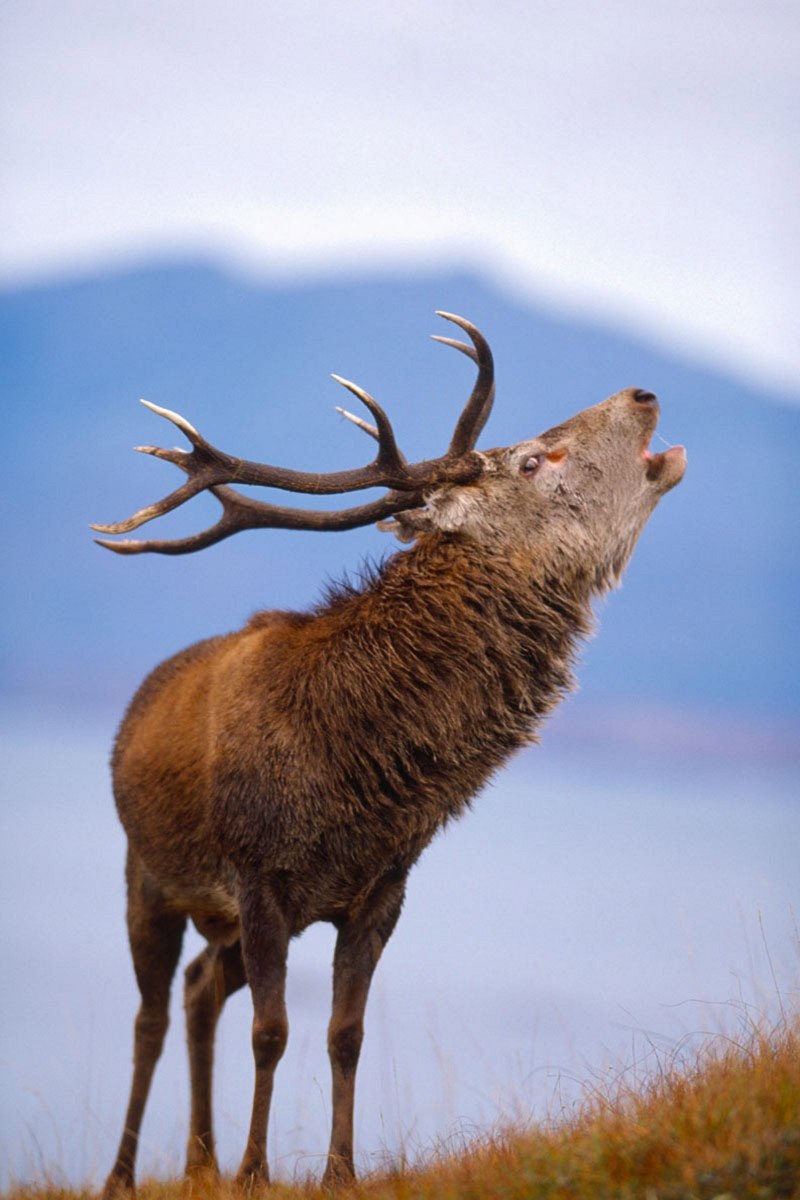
92 312 494 555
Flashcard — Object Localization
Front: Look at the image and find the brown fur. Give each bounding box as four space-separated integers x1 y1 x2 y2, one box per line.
102 382 685 1194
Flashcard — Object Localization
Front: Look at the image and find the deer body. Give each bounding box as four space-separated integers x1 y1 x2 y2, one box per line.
96 315 685 1192
116 535 586 935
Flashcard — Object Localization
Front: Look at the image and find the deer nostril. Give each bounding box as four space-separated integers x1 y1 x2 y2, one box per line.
632 389 658 405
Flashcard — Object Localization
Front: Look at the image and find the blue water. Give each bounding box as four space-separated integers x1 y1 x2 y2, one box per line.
1 705 797 1187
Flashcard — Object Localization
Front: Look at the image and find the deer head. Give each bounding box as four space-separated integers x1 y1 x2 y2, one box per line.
388 385 686 594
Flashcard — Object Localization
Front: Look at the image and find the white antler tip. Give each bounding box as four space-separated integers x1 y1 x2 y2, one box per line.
335 405 379 441
435 311 477 337
330 373 376 407
138 398 199 439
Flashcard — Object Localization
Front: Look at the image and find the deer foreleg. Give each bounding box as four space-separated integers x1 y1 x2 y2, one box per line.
183 940 247 1175
322 871 406 1188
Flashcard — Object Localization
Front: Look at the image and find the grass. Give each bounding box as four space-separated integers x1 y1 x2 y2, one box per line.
6 1012 799 1200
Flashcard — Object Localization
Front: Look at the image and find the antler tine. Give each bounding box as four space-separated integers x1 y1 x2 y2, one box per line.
91 476 202 536
336 313 494 464
430 334 478 363
95 485 423 555
91 399 234 535
336 406 379 442
434 312 495 456
330 375 405 471
334 388 408 466
139 399 205 444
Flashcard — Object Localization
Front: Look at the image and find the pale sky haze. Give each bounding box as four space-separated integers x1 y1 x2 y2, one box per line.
1 0 798 392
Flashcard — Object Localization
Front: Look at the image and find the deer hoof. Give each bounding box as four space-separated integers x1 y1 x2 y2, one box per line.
101 1170 135 1200
321 1154 356 1190
236 1162 270 1191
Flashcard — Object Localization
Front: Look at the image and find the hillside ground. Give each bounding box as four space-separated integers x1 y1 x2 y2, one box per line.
6 1009 798 1200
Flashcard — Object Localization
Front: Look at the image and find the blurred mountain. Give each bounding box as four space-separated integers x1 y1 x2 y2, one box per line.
2 260 798 746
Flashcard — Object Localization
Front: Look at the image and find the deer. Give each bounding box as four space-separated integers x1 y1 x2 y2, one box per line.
92 313 686 1194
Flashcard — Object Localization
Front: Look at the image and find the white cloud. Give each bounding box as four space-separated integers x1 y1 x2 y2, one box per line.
1 0 797 391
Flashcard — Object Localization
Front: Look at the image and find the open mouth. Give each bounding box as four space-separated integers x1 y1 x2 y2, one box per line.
642 442 687 488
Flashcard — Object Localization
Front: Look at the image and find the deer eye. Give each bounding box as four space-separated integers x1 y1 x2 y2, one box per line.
520 454 544 476
520 448 568 477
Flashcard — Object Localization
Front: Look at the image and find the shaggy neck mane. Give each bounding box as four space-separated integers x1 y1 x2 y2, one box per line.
271 532 594 840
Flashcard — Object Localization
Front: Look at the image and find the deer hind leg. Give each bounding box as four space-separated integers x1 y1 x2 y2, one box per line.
236 882 290 1186
183 939 246 1176
103 853 186 1199
322 870 407 1189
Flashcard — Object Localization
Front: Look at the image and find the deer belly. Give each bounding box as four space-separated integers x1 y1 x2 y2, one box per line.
166 882 241 945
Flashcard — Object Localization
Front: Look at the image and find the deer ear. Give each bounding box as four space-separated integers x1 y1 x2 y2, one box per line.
379 487 482 540
380 474 493 541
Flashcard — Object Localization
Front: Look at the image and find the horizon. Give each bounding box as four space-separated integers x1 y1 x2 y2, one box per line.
3 252 800 413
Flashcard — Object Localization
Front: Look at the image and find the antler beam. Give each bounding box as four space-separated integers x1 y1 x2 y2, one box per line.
93 312 494 555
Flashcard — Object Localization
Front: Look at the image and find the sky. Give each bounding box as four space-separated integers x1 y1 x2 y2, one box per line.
1 0 798 393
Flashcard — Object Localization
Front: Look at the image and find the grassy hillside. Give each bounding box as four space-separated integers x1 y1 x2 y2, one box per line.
7 1013 798 1200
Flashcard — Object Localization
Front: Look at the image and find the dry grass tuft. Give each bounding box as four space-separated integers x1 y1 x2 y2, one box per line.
6 1013 799 1200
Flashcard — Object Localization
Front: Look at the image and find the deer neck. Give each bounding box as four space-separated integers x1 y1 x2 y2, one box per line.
313 533 593 815
241 533 595 892
395 531 594 721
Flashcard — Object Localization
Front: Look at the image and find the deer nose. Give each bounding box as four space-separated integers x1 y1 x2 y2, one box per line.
632 389 658 405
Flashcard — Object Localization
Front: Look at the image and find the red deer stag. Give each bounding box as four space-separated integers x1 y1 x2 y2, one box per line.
93 313 686 1193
